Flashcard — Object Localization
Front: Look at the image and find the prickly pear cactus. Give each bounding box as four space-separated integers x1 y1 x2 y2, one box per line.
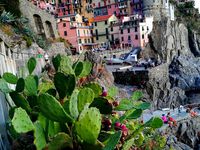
3 72 18 84
75 107 101 144
15 78 25 92
79 61 92 77
38 93 73 123
73 61 84 77
34 121 46 150
54 72 76 99
9 91 31 113
69 89 79 119
90 97 113 114
52 54 61 71
24 75 38 96
12 108 34 133
85 82 102 98
58 55 74 75
27 57 37 75
48 133 73 150
78 88 95 112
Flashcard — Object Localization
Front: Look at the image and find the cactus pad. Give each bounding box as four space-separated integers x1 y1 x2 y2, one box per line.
78 88 95 112
75 107 101 144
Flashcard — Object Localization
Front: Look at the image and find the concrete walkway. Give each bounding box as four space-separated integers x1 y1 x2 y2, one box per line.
143 107 200 129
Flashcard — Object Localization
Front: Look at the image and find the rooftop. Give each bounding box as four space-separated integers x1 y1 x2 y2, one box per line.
93 15 112 22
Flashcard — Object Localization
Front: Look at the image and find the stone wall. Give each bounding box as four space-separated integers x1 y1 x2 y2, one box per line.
19 0 58 39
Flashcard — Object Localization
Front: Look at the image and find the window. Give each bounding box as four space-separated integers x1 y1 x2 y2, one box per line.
111 27 113 31
95 22 97 26
84 30 86 35
108 5 111 9
106 28 108 34
88 39 90 43
121 37 124 41
121 29 123 34
84 39 87 43
79 39 82 43
127 28 130 33
135 27 138 32
128 35 131 40
142 26 144 31
64 31 67 36
142 34 144 39
63 23 66 27
78 30 80 36
95 29 99 40
135 35 138 40
105 20 107 25
147 26 149 31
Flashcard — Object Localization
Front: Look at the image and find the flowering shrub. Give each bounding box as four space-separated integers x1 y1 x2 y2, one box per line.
0 55 165 150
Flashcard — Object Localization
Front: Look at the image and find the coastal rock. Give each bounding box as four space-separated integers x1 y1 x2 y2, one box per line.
145 63 186 109
169 56 200 91
164 116 200 149
188 29 200 57
146 18 193 63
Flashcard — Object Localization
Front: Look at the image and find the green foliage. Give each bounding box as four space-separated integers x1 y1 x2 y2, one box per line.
108 86 118 97
79 61 92 77
3 72 18 84
69 89 79 119
23 35 32 47
0 55 164 150
115 99 133 111
34 121 46 150
48 133 73 150
85 82 102 97
78 88 95 112
38 93 73 123
3 0 21 17
131 91 143 101
90 97 113 114
27 57 36 75
12 108 34 133
24 75 38 96
15 78 25 92
54 72 76 99
52 54 61 71
76 107 101 144
10 92 31 113
103 131 122 150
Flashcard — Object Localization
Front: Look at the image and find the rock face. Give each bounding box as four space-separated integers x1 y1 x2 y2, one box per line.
144 17 200 109
169 56 200 91
146 63 186 109
164 116 200 149
147 18 193 63
188 29 200 57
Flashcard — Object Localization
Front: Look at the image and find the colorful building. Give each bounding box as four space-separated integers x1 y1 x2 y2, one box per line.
58 14 94 53
93 15 112 48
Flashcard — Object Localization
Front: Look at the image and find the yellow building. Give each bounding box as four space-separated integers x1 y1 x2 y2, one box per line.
93 15 111 48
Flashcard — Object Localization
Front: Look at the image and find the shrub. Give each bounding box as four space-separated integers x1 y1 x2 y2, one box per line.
23 35 32 47
0 24 14 36
0 55 165 150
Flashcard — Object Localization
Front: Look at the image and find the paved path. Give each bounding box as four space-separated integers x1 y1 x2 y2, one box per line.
143 107 200 130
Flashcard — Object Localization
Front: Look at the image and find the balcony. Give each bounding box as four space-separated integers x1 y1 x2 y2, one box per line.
118 5 127 9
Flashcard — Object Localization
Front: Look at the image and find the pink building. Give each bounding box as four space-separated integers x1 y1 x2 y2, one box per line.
119 16 153 48
57 14 94 53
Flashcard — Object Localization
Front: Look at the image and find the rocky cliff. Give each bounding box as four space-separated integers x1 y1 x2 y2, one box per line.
164 116 200 150
144 17 200 109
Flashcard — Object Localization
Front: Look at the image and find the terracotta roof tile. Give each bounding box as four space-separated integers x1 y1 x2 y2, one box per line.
93 15 112 22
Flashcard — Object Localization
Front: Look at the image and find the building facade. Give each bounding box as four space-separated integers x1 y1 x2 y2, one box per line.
58 14 94 53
